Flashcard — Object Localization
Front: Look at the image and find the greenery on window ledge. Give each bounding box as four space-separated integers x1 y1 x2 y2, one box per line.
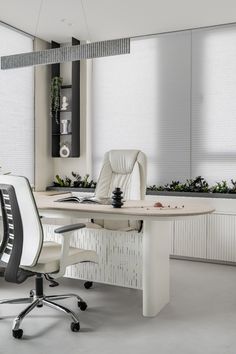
147 176 236 194
53 172 97 189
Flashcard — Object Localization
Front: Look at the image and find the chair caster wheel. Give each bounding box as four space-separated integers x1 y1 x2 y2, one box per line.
71 322 80 332
12 329 23 339
37 303 43 308
84 281 93 289
78 301 87 311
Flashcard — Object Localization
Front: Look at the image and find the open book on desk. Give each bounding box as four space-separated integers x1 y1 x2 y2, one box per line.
55 195 113 205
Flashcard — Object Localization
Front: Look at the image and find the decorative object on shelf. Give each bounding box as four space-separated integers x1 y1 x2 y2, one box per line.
60 119 70 135
112 187 124 208
52 172 97 189
59 143 70 158
61 96 69 111
51 76 63 124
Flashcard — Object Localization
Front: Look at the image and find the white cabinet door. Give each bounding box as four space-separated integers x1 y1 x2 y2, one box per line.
207 214 236 262
173 216 207 259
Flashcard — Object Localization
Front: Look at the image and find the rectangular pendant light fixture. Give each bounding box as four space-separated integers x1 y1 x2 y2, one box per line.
1 37 130 70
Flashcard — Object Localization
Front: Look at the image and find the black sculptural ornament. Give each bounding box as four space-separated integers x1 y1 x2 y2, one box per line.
112 187 124 208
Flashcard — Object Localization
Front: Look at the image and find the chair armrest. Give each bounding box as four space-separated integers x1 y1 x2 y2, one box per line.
52 223 86 278
54 223 86 234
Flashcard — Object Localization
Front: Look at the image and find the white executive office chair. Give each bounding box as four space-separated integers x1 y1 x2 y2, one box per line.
0 175 98 339
83 149 147 288
91 149 146 230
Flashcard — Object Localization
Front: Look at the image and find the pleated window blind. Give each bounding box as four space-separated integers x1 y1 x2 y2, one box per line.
191 26 236 184
0 24 34 183
91 34 191 185
92 25 236 186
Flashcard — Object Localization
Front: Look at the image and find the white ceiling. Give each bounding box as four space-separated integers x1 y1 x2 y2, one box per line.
0 0 236 43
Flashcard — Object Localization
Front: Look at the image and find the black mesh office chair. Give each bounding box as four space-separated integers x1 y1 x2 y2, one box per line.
0 175 98 339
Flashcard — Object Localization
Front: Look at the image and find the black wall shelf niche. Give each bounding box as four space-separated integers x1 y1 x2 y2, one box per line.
51 38 80 158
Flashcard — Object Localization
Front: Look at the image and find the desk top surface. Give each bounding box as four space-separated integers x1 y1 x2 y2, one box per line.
34 192 215 220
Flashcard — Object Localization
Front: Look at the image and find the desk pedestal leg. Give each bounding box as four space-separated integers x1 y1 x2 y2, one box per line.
142 220 171 317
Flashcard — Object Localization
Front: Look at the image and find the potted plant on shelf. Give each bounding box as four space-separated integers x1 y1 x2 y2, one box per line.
47 172 97 192
50 76 63 124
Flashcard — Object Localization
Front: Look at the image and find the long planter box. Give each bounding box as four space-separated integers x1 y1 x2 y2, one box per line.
146 190 236 199
47 185 236 199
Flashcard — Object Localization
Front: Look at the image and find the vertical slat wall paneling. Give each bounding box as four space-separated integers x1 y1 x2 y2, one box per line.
207 214 236 262
173 215 207 258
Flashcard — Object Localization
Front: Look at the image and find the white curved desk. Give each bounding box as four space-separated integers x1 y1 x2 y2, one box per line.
34 192 214 317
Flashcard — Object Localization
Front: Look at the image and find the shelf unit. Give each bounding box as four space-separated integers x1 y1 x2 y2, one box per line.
51 38 80 157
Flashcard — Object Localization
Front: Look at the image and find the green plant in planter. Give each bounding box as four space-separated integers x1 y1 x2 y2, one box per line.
230 179 236 193
51 76 63 123
53 172 97 189
148 184 165 191
147 176 209 193
54 174 72 187
185 176 210 192
211 181 229 193
147 181 186 192
72 172 97 188
166 180 186 191
147 177 236 194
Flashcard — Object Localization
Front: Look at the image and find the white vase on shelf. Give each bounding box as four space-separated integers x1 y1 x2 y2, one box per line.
61 119 70 135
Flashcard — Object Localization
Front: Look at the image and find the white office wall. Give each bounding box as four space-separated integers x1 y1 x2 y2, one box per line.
191 25 236 184
91 33 191 185
0 25 34 183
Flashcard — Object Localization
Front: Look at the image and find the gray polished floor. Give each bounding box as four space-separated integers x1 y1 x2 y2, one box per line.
0 260 236 354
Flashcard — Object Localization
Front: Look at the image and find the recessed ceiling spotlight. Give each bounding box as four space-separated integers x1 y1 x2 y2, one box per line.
61 18 66 22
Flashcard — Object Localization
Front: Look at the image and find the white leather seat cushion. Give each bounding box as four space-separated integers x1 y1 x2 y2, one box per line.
21 241 98 274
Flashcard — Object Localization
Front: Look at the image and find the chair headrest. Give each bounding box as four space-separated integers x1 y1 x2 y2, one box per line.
108 150 140 174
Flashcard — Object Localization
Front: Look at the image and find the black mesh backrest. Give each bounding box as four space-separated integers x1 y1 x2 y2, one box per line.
0 184 31 283
0 191 9 257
